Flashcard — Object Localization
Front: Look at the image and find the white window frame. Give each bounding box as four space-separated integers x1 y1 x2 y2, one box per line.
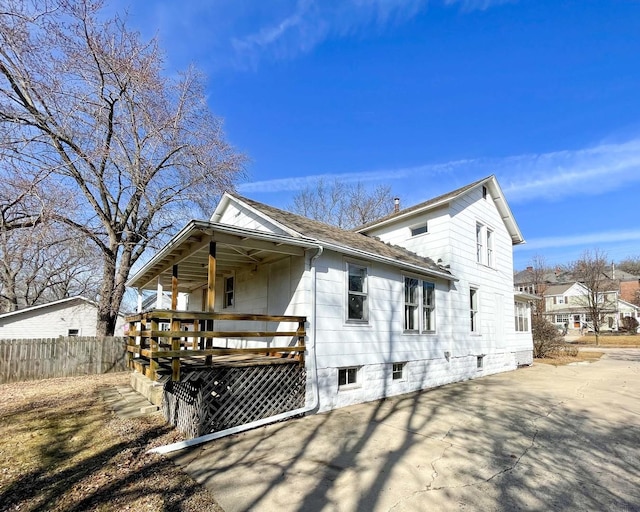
392 362 405 381
338 367 360 389
514 301 529 332
410 223 428 237
476 223 484 264
476 222 495 268
423 281 436 332
223 275 234 309
346 261 369 323
486 228 494 267
470 287 479 333
403 276 436 333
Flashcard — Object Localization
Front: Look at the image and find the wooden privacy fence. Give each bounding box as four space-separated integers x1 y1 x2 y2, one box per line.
0 336 127 384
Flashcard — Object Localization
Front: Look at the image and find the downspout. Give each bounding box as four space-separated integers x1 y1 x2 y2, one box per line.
149 245 324 455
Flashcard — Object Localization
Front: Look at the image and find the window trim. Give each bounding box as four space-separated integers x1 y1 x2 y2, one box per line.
223 274 235 309
514 301 530 332
403 275 437 333
392 362 405 381
470 287 479 333
410 223 428 237
346 261 370 323
338 366 360 390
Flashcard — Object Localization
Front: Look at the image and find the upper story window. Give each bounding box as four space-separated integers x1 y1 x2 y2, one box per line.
410 223 428 236
486 229 494 267
476 223 484 263
223 276 234 308
404 277 436 333
482 185 488 199
347 263 368 322
476 223 495 268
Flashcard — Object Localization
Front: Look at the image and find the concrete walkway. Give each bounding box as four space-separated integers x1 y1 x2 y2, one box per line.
170 350 640 511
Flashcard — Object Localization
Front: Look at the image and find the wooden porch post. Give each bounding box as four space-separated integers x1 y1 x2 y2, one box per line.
205 241 216 364
171 265 178 310
171 265 180 380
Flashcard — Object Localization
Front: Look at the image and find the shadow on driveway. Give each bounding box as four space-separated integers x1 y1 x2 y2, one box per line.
171 351 640 511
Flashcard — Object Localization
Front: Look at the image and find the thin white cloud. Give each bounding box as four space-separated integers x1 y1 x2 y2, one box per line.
239 136 640 203
517 230 640 252
238 159 475 193
444 0 517 12
499 138 640 203
230 0 514 66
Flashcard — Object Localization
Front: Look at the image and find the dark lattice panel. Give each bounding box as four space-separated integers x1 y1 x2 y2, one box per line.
162 364 306 438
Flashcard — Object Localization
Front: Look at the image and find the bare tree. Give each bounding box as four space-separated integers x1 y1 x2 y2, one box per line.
569 249 616 345
617 256 640 277
521 254 550 319
0 224 101 312
289 179 394 229
0 0 245 334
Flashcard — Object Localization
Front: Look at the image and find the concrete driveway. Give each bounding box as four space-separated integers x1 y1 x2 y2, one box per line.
171 350 640 511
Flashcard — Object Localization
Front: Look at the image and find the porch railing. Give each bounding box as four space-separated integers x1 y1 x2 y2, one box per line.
125 309 306 381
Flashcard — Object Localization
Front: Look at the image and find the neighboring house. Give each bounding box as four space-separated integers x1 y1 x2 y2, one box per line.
0 296 126 339
543 282 640 333
515 264 640 333
127 175 534 414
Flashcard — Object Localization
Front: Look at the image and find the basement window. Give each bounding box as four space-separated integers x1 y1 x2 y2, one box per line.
477 356 484 370
392 363 405 380
338 367 359 389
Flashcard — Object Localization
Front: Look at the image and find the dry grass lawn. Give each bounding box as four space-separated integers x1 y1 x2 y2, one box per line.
536 350 604 367
0 372 223 512
573 334 640 347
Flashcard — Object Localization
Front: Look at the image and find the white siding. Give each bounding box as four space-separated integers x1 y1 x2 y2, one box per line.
0 300 125 339
215 201 290 235
204 189 532 413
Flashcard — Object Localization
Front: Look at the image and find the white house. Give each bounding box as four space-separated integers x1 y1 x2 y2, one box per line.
544 282 640 333
127 175 533 415
0 296 126 339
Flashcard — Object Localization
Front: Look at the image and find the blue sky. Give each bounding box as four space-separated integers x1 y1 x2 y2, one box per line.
111 0 640 270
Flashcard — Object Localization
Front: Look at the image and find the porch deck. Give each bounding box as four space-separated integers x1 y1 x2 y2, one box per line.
125 310 307 381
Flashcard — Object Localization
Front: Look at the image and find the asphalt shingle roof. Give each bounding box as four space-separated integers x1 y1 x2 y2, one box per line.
234 195 453 279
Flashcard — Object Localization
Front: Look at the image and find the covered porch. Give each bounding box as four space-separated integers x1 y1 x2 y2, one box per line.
125 220 319 437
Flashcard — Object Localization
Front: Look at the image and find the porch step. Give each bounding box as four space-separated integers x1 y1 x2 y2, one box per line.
100 386 160 419
130 369 165 406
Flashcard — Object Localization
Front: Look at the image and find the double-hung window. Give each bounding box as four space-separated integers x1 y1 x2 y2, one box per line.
476 223 484 263
404 278 419 331
404 277 436 332
514 302 529 332
423 281 435 332
347 263 368 322
223 276 234 308
470 288 479 333
476 223 495 268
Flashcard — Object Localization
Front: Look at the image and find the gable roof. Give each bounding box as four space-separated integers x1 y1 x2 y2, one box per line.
355 175 525 245
544 283 579 296
227 194 455 281
0 296 100 320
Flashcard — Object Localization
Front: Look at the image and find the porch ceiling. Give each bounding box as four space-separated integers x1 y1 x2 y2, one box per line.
129 221 318 292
